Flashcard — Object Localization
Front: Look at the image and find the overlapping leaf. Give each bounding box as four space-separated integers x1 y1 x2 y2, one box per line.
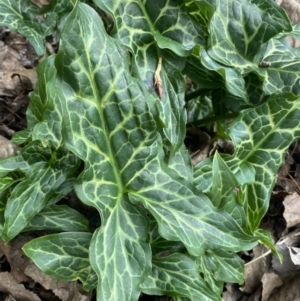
92 0 203 157
194 95 300 232
52 3 258 300
184 0 215 38
230 95 300 231
197 250 244 286
1 144 79 242
207 153 246 227
23 232 97 291
184 0 299 103
256 39 300 96
129 165 256 256
140 253 220 301
24 205 89 232
55 4 155 300
207 0 291 67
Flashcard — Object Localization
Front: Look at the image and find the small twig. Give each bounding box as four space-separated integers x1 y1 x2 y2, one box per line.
245 230 300 266
154 57 163 99
0 124 15 136
287 172 300 194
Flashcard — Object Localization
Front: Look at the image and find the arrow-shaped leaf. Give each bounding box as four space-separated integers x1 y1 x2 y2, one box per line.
2 143 79 242
194 95 300 233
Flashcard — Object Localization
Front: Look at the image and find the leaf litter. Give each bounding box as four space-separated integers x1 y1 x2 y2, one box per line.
1 2 300 301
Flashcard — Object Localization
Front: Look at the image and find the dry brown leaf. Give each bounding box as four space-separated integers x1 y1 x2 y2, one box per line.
283 192 300 228
272 230 300 278
0 135 20 158
24 263 92 301
261 273 282 301
222 284 243 301
0 235 36 283
276 0 300 23
0 69 37 93
266 273 300 301
241 245 271 294
288 246 300 265
245 286 262 301
0 272 41 301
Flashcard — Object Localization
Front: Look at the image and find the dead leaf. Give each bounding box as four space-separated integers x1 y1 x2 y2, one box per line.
245 286 262 301
222 283 243 301
0 272 41 301
277 0 300 24
0 235 35 283
272 229 300 278
288 246 300 265
283 192 300 228
241 245 271 293
266 273 300 301
0 135 20 158
24 263 92 301
261 273 282 301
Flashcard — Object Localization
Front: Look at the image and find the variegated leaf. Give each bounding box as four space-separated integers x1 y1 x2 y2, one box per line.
23 232 97 292
92 0 203 157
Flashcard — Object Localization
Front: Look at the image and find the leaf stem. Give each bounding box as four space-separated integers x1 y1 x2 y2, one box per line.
187 112 239 127
185 88 213 101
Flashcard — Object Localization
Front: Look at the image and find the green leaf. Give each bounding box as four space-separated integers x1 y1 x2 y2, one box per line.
0 174 22 194
194 95 300 233
2 145 79 242
0 153 28 178
256 39 300 96
198 250 245 285
93 0 203 156
40 0 74 14
55 4 154 300
129 165 257 256
153 31 193 57
23 232 97 291
208 152 246 227
24 205 89 232
89 200 151 301
185 95 212 124
229 95 300 231
194 156 255 193
53 3 258 300
149 218 185 256
11 129 32 145
167 145 193 182
27 55 64 147
140 253 221 301
207 0 291 66
0 0 48 56
184 54 223 90
184 0 215 38
27 56 56 128
200 48 247 100
255 228 283 262
192 0 297 102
